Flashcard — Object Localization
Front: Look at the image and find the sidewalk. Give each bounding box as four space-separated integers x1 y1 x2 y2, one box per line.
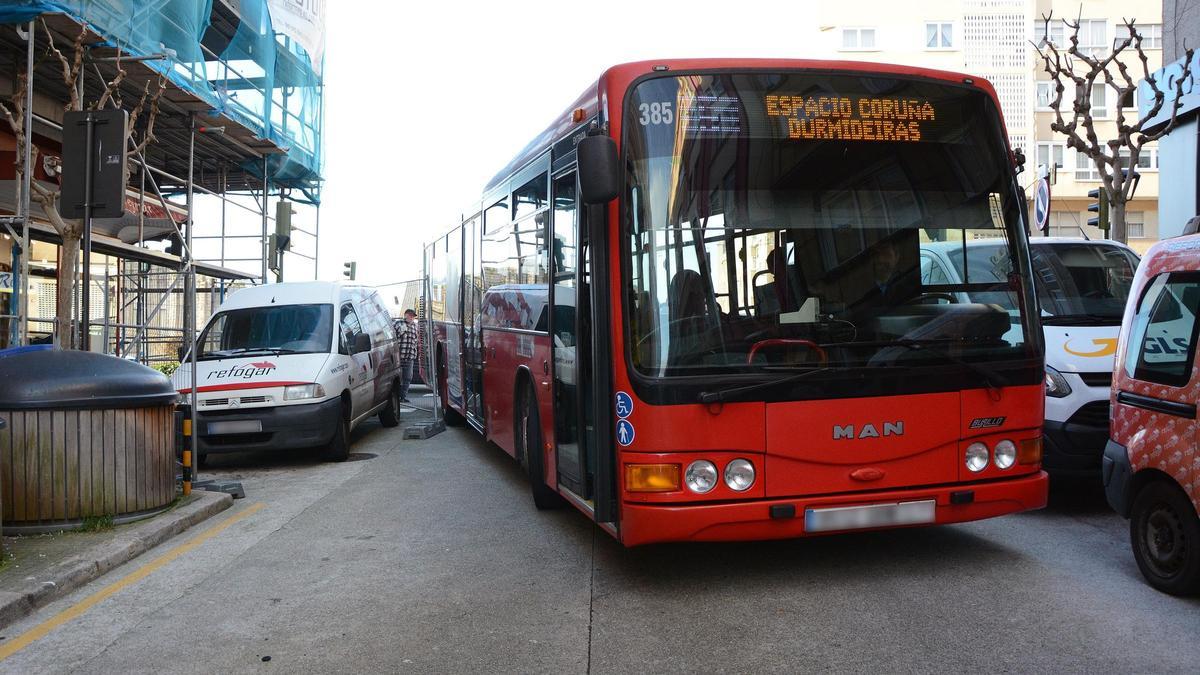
0 490 233 628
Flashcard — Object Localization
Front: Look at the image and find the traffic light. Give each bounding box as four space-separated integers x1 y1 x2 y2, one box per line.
343 261 356 280
1087 187 1109 235
268 233 290 275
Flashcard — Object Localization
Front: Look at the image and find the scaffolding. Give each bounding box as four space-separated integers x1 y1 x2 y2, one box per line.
0 0 324 356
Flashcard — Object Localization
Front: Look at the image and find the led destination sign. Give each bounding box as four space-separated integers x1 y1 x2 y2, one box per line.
765 95 937 142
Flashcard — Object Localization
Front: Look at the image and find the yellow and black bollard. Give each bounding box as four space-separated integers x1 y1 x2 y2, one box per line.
181 418 193 496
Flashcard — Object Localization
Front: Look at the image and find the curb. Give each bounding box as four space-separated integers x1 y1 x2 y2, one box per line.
0 490 234 629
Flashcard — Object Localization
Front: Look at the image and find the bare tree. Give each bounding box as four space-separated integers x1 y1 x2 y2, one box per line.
0 20 164 348
1034 13 1194 243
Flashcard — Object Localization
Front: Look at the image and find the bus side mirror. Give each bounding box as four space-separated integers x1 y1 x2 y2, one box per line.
578 135 620 205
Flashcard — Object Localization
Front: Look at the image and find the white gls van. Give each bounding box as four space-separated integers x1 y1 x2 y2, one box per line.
921 238 1139 476
173 282 403 463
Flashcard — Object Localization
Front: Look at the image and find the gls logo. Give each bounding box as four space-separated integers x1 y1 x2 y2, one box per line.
833 422 904 440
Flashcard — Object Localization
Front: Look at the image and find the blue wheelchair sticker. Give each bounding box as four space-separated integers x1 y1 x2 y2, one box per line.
615 391 634 419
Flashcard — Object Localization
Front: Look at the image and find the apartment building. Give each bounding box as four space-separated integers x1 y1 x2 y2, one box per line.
813 0 1164 252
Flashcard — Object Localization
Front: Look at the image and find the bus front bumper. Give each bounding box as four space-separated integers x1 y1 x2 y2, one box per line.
618 470 1049 546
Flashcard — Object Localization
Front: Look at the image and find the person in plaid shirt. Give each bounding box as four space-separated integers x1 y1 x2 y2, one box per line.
396 308 419 402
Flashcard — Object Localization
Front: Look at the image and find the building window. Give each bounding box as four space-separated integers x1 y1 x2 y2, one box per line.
925 22 953 48
1078 19 1108 56
1094 85 1108 118
1127 211 1146 239
1075 151 1101 181
1047 211 1081 237
1118 147 1159 171
1041 21 1066 47
1115 23 1161 50
1118 88 1137 110
841 27 876 50
1036 81 1056 109
1036 142 1065 172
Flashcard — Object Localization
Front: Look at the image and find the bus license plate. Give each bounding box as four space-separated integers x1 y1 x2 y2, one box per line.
206 420 262 435
805 500 936 533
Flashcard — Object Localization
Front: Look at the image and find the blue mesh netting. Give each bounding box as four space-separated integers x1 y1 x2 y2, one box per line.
0 0 322 199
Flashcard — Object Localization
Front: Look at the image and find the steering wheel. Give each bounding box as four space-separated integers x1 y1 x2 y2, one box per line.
904 292 958 305
635 318 724 364
746 339 828 365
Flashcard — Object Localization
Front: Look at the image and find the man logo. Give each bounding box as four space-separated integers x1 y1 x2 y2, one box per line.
833 422 904 440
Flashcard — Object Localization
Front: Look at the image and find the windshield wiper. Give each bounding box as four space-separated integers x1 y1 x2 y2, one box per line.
1041 313 1122 326
224 347 302 356
698 367 834 404
873 338 1007 396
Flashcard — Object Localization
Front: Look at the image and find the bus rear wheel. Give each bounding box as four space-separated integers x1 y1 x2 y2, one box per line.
1130 480 1200 596
519 383 564 510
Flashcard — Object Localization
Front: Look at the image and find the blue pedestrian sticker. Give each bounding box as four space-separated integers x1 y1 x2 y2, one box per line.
615 391 634 419
616 419 635 446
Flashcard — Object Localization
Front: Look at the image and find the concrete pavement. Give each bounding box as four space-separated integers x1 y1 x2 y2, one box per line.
0 397 1197 673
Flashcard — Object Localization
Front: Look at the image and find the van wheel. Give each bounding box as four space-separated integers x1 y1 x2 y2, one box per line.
379 383 401 428
324 410 351 462
196 452 209 468
1130 480 1200 596
518 383 564 510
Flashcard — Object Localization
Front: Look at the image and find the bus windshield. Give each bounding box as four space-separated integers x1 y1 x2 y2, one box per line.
623 72 1035 379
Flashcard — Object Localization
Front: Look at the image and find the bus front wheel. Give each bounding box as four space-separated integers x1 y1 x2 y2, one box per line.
519 383 564 511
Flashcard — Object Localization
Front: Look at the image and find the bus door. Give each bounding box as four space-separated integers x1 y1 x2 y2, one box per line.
551 171 593 499
464 214 485 426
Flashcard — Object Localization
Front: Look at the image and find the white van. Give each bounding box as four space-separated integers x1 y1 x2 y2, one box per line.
173 281 403 462
920 238 1139 476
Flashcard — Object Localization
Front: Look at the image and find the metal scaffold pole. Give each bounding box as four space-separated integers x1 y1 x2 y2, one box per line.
19 19 33 346
261 157 269 284
185 119 199 493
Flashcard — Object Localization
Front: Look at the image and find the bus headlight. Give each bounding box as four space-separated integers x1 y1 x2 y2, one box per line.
284 383 326 401
1044 366 1071 398
723 459 755 491
993 440 1017 469
965 442 989 472
684 460 718 494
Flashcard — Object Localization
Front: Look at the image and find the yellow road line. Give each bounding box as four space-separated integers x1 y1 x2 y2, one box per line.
0 501 266 661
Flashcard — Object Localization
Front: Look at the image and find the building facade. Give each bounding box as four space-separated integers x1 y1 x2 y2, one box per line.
814 0 1164 252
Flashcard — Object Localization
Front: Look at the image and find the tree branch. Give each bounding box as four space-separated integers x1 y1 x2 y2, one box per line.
40 19 86 112
94 48 126 110
130 74 167 157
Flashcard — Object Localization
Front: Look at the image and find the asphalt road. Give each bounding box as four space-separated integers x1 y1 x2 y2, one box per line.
1 393 1198 673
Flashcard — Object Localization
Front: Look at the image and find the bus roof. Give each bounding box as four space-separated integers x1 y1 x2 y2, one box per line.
483 58 1003 196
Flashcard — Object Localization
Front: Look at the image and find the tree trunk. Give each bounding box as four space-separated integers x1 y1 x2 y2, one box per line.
1110 198 1127 244
55 230 80 349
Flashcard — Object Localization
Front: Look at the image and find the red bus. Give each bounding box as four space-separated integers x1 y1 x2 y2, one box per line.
424 59 1049 546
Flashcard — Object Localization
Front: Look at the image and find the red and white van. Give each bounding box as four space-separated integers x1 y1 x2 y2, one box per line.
1104 234 1200 596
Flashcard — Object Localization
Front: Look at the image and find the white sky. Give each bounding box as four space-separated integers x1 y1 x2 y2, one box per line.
312 0 825 287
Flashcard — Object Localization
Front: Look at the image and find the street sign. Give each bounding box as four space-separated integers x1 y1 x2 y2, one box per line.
1034 177 1051 235
59 109 128 219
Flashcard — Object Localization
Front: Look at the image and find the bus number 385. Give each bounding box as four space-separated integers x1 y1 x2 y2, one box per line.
639 102 673 125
